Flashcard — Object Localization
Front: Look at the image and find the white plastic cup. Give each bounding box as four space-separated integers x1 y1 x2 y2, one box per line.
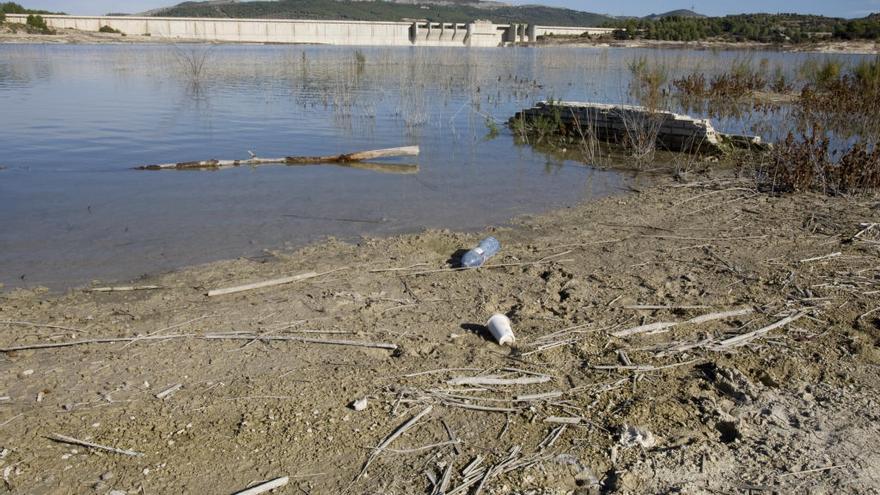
487 314 515 346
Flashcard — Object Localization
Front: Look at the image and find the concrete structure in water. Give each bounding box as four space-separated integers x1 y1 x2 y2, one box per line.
4 14 606 47
512 101 764 154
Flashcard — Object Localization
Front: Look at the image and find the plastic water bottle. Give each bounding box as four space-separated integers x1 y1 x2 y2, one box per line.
460 237 501 268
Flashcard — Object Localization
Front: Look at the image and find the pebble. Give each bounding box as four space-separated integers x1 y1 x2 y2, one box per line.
352 397 368 411
19 369 34 378
100 471 113 481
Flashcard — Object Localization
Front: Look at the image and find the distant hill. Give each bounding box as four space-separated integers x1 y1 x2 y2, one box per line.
644 9 704 21
0 1 64 15
148 0 615 27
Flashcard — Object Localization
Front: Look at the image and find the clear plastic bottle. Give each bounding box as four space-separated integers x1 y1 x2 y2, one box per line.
460 236 501 268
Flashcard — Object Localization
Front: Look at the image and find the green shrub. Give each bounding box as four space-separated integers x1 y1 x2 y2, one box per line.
26 14 52 34
99 25 121 34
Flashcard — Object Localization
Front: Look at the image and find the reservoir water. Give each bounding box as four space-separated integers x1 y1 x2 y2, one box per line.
0 44 865 289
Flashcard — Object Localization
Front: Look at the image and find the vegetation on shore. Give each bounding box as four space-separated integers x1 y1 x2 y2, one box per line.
603 13 880 44
511 53 880 196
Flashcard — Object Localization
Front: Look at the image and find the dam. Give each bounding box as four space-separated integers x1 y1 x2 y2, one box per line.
4 13 615 47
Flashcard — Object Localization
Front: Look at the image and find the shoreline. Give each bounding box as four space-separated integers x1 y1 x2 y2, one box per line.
2 27 879 54
536 36 880 54
2 171 878 493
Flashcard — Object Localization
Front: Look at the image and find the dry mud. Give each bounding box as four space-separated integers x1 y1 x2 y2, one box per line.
1 172 879 494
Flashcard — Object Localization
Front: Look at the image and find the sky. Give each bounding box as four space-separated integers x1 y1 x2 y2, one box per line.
16 0 880 19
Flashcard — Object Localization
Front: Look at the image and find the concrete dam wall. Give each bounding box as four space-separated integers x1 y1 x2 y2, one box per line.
5 14 598 47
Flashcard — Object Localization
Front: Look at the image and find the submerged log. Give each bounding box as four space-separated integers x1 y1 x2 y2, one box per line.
135 146 420 170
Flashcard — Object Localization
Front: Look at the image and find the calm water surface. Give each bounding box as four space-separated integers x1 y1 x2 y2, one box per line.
0 44 860 289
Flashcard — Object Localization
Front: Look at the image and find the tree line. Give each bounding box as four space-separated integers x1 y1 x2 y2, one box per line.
603 13 880 43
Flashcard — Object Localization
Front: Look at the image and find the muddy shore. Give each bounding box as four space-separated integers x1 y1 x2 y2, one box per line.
537 37 880 55
1 169 878 494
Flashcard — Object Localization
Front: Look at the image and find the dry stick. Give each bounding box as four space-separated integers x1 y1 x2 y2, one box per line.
643 234 767 242
378 440 460 454
685 308 754 325
353 405 433 483
232 476 289 495
155 384 183 400
592 358 702 373
673 187 755 206
515 391 563 401
403 367 483 378
623 304 709 310
202 334 397 350
136 146 420 170
611 322 677 338
441 401 519 413
0 320 80 332
47 433 143 457
447 375 551 386
0 334 195 353
86 285 162 292
368 263 430 273
858 306 880 320
611 307 753 338
714 313 805 349
778 464 846 478
799 252 842 263
544 416 582 425
207 271 319 297
441 419 463 455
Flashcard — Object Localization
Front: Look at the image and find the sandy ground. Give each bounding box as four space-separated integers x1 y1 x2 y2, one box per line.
1 168 879 494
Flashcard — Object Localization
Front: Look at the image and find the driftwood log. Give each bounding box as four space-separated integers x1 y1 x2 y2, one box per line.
135 146 420 170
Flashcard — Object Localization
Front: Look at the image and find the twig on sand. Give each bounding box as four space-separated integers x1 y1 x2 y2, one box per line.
0 334 195 353
543 416 582 425
779 464 846 478
207 271 319 297
369 263 430 273
643 234 767 242
713 312 805 349
202 333 397 350
136 146 420 170
155 384 183 400
611 307 754 338
0 320 80 332
447 375 552 386
232 476 289 495
374 440 460 454
403 367 482 378
623 304 709 310
47 433 143 457
86 285 162 292
591 358 702 373
1 332 397 352
799 252 842 264
685 308 754 325
353 405 433 484
611 322 677 338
